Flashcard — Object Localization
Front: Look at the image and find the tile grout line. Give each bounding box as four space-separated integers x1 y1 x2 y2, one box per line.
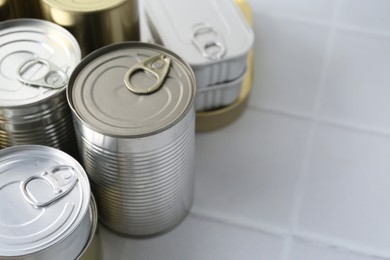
280 1 344 259
190 208 288 238
293 232 390 260
249 104 390 138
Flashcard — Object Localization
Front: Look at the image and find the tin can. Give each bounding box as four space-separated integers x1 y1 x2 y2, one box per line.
196 68 247 111
67 42 196 236
143 0 254 111
0 19 81 157
0 145 91 260
40 0 140 56
196 0 255 131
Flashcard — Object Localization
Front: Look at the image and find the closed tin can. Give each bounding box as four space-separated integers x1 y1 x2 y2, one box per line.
195 68 247 111
67 42 196 236
143 0 254 111
144 0 253 86
0 145 91 260
0 19 81 157
40 0 140 56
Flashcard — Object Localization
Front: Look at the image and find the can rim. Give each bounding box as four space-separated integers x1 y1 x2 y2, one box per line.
67 41 196 138
0 145 91 257
0 18 81 109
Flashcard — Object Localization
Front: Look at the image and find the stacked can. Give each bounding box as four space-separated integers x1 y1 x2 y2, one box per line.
0 145 99 260
39 0 140 56
67 42 196 236
0 19 81 158
143 0 254 112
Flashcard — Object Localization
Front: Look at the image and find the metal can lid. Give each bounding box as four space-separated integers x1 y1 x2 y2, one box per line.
68 42 195 137
0 145 90 257
0 19 81 108
41 0 129 12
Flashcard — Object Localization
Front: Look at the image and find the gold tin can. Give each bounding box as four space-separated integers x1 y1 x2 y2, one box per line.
40 0 140 56
195 0 254 132
0 0 43 20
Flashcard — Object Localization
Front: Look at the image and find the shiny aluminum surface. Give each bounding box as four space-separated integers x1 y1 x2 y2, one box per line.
68 42 196 236
196 68 247 111
40 0 139 56
144 0 254 87
0 145 91 260
0 19 81 155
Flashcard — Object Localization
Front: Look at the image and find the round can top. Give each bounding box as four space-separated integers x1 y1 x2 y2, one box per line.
68 42 196 137
41 0 130 12
0 19 81 108
0 145 90 257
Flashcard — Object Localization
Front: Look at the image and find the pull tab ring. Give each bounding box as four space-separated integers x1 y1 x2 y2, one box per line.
192 23 226 60
20 165 78 208
17 58 68 89
124 54 171 95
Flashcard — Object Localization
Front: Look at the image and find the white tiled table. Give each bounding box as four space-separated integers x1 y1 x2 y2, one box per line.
101 0 390 259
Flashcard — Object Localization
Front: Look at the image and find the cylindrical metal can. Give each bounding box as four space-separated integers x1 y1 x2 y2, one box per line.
0 19 81 158
67 42 196 236
39 0 140 56
0 145 91 260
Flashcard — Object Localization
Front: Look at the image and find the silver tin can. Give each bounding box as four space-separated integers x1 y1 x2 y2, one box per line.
195 68 247 111
0 19 81 157
0 145 91 260
67 42 196 237
143 0 254 87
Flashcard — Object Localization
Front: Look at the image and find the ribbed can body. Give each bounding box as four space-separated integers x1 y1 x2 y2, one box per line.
74 107 195 236
67 42 196 236
0 19 81 158
0 92 77 156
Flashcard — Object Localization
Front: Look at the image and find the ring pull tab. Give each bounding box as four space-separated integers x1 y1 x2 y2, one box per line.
192 23 226 60
124 53 171 95
16 58 68 89
20 165 78 208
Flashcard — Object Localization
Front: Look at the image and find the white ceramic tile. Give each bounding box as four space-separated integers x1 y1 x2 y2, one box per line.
247 0 337 22
193 109 310 230
297 123 390 254
249 16 329 114
319 30 390 130
290 239 381 260
116 213 284 260
338 0 390 33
